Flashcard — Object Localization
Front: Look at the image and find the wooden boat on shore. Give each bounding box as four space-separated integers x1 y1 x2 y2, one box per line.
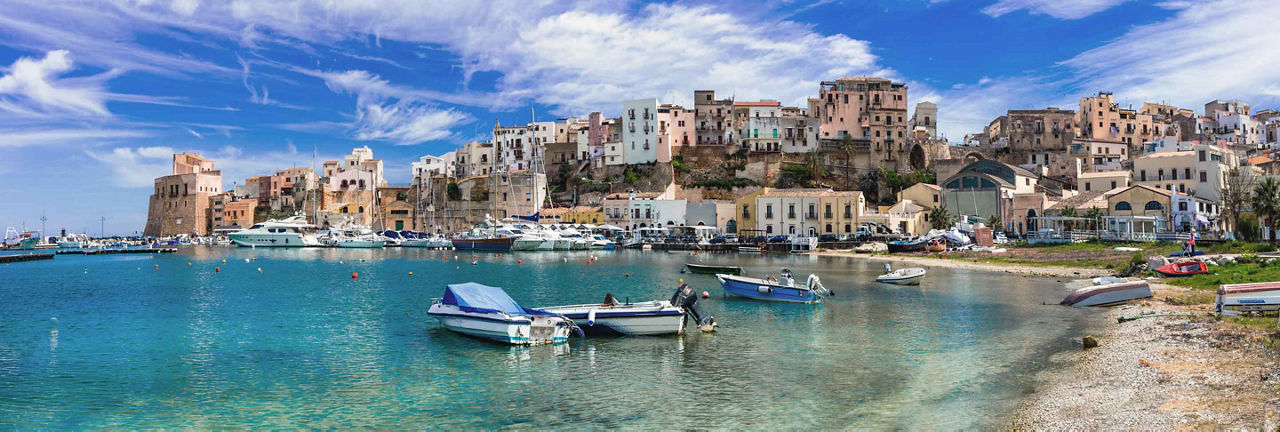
887 238 927 253
685 263 744 275
1216 282 1280 316
1155 261 1208 277
1060 278 1153 307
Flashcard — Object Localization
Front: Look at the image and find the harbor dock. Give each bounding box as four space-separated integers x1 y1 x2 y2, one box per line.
0 253 55 263
56 248 178 255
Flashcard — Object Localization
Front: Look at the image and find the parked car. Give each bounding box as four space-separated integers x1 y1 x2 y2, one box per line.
709 236 727 244
817 234 838 243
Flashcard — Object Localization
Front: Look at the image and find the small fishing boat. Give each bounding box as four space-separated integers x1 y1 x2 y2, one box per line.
887 237 927 253
926 238 946 253
716 269 829 303
1216 282 1280 316
1168 250 1204 258
876 266 926 285
1060 278 1152 307
685 263 744 275
427 282 578 345
1154 261 1208 277
539 295 685 336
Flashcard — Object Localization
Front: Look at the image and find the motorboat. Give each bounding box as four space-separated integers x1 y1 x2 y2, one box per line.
1154 261 1209 277
228 214 321 247
451 225 516 252
56 233 92 248
539 295 685 336
589 235 615 250
716 269 829 303
509 229 545 251
335 235 387 248
427 282 578 345
876 266 926 285
1216 282 1280 316
887 237 928 253
685 263 744 275
1060 278 1153 307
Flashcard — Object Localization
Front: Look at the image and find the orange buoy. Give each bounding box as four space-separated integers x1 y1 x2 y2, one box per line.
471 260 478 266
472 255 477 259
701 291 710 298
215 267 220 273
187 262 192 266
352 272 358 279
154 264 159 269
257 268 263 274
517 259 522 264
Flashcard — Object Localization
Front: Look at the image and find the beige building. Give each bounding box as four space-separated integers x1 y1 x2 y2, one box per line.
909 101 938 139
753 189 864 237
1131 143 1237 202
811 77 911 171
1071 138 1129 172
694 90 735 146
143 153 223 236
1078 92 1170 151
897 183 941 209
990 108 1075 152
657 104 695 162
1078 171 1130 193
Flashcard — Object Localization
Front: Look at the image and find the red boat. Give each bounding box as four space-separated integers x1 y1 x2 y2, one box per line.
1155 261 1208 277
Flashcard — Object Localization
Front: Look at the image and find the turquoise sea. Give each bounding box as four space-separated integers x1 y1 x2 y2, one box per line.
0 248 1104 429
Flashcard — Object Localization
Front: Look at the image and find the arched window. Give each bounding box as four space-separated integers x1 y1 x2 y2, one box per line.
341 207 349 214
1114 201 1132 211
789 226 796 234
1144 201 1163 211
358 206 364 213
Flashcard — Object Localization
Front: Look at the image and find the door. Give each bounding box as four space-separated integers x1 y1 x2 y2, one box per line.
395 220 404 231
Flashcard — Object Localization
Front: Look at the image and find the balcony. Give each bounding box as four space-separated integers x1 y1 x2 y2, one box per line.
806 213 818 220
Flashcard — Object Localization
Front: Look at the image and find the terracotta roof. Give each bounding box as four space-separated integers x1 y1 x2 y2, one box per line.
323 160 339 165
1247 154 1274 166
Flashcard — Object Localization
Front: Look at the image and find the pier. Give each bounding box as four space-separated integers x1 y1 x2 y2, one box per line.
0 253 55 263
56 248 178 255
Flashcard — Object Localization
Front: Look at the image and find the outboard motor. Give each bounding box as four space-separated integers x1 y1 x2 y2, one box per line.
883 263 892 274
671 283 716 332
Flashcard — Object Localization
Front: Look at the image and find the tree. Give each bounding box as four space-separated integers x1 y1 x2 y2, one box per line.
803 149 826 182
929 206 954 229
1059 206 1076 231
1220 167 1255 234
1253 177 1280 243
1083 206 1104 231
987 214 1003 233
858 170 882 203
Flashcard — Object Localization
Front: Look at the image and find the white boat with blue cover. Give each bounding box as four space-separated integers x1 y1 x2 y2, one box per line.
539 296 685 336
716 269 829 303
427 282 578 345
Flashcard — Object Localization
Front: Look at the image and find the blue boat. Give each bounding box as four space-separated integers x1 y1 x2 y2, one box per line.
1168 250 1204 258
716 269 829 304
427 282 577 345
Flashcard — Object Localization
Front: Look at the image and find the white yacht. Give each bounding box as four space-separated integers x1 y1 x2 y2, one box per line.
56 233 93 248
228 214 321 247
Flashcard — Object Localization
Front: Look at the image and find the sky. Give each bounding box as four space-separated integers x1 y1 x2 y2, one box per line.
1 0 1278 235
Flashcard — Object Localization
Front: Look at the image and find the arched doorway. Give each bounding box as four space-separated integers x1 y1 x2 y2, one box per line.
1026 208 1038 232
726 220 737 233
910 144 927 170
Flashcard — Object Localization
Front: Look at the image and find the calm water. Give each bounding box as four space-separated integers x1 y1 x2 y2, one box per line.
0 248 1105 429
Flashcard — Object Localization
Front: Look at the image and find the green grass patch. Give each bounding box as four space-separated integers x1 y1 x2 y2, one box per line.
1164 290 1217 305
1225 316 1278 331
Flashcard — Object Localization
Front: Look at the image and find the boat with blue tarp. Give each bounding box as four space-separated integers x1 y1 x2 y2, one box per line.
716 269 830 303
427 282 578 345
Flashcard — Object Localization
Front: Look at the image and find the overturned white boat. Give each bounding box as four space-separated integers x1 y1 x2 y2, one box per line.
427 282 578 345
1060 277 1152 307
539 294 685 336
1216 282 1280 316
876 265 926 285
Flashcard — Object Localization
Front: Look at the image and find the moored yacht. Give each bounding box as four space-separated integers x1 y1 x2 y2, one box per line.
228 214 321 247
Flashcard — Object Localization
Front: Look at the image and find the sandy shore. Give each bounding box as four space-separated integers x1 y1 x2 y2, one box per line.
809 250 1113 278
1007 283 1280 430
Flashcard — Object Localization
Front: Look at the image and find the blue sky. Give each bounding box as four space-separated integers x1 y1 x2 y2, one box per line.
1 0 1277 235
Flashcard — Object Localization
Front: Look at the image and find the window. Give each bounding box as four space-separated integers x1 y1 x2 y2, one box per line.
1199 171 1207 183
1115 201 1132 211
844 204 852 218
1140 170 1146 181
1199 151 1206 162
1111 181 1117 189
766 205 774 219
825 224 832 233
1184 168 1191 179
1179 202 1188 211
1144 201 1163 211
788 204 796 219
742 205 751 219
1085 182 1092 191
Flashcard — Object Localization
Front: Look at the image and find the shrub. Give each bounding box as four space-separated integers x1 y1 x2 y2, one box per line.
690 178 760 189
1237 214 1262 242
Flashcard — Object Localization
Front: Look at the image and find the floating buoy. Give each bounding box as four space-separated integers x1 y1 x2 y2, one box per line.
456 265 460 269
472 255 477 259
215 267 220 273
471 260 478 266
454 255 458 260
352 272 358 279
701 291 710 298
517 259 522 264
625 272 629 277
257 268 263 274
187 262 192 266
244 258 250 263
154 264 159 269
563 258 568 262
408 271 413 276
221 259 226 264
692 252 697 256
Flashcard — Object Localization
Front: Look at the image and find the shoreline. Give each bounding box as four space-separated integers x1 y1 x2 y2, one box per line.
809 250 1114 278
1006 282 1280 429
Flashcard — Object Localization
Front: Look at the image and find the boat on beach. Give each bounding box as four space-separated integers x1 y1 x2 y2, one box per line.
427 282 578 345
1060 277 1153 307
1154 261 1208 277
685 263 744 275
716 269 829 303
539 296 685 336
876 266 927 285
887 237 928 253
1216 282 1280 316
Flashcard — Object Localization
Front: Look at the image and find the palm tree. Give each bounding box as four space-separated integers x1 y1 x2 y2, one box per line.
804 149 825 183
1253 177 1280 243
1083 206 1104 232
858 170 881 203
929 206 954 229
987 214 1003 233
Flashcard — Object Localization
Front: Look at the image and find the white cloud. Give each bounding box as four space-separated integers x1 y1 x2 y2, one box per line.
351 103 471 145
982 0 1129 19
84 145 175 188
184 127 203 139
0 127 151 147
1059 0 1280 109
0 50 110 117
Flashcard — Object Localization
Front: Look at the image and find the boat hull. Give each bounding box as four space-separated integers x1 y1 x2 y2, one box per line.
541 302 685 336
1155 261 1208 277
452 238 515 252
685 264 743 275
336 240 386 248
876 268 926 285
1061 281 1153 307
1217 282 1280 316
716 275 821 303
887 240 926 253
427 306 570 345
228 233 313 247
511 238 543 251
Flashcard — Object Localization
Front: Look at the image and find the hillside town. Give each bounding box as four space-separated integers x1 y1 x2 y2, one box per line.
142 77 1280 245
